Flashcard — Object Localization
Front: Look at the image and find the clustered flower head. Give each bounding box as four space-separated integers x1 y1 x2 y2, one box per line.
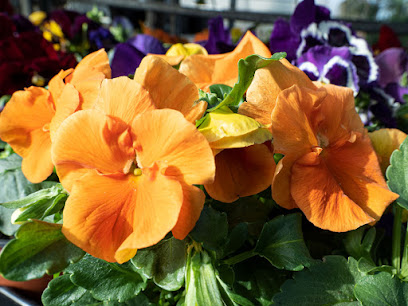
0 17 400 264
269 0 404 129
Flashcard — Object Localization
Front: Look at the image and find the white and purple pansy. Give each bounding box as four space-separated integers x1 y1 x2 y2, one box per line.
297 45 360 95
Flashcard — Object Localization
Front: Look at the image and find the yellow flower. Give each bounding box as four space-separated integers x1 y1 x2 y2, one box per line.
166 43 208 58
29 11 46 26
369 128 407 174
198 106 271 150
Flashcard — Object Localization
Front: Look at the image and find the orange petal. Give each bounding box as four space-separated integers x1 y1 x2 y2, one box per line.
369 128 407 173
180 31 271 91
315 82 364 145
271 85 323 155
239 58 315 126
134 55 207 123
178 55 216 91
94 77 156 125
116 171 184 262
48 69 74 102
272 155 298 210
62 170 183 263
291 151 374 232
52 110 134 192
204 143 275 203
66 49 111 110
0 87 54 181
20 128 53 183
150 54 185 66
72 74 107 110
49 83 80 142
172 183 205 240
131 109 215 185
325 134 399 220
67 49 111 83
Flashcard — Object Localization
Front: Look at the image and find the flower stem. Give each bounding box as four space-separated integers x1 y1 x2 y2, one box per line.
392 204 403 274
222 250 256 266
401 216 408 274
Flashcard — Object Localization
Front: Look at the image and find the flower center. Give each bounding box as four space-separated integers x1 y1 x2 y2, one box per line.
129 161 142 177
317 132 329 148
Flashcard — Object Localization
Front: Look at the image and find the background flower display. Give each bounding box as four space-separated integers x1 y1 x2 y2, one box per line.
1 0 408 305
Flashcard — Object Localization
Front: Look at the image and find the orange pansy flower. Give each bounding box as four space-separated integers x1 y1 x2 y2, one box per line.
0 49 110 183
369 128 407 174
52 75 215 263
204 143 275 203
132 55 207 123
197 106 275 203
239 58 316 127
271 83 398 232
153 31 270 91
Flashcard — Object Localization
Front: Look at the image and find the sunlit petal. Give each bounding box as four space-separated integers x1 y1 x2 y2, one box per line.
131 109 215 185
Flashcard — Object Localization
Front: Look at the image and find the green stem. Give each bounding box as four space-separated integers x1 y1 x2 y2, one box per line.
392 204 403 274
222 250 256 266
401 216 408 274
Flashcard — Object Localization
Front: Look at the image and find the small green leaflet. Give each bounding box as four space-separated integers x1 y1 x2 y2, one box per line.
207 53 286 113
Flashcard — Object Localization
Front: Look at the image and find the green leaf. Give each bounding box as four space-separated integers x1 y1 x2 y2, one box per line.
131 237 187 291
0 220 85 281
185 250 223 306
357 257 395 275
190 205 228 252
387 136 408 209
206 84 244 112
0 154 55 235
66 254 147 302
42 274 153 306
234 258 289 306
354 272 408 305
42 274 91 306
254 214 313 271
273 256 363 305
217 275 254 306
223 223 249 257
1 183 67 223
207 52 286 113
343 227 376 262
210 84 233 100
198 89 221 111
0 95 11 109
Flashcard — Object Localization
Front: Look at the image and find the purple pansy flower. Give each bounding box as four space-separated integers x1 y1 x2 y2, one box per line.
203 16 234 54
297 45 360 94
111 34 166 78
375 48 408 87
269 0 329 62
375 48 408 103
128 34 166 55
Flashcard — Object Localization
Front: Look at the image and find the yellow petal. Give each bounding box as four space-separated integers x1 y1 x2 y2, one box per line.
369 128 407 173
29 11 46 25
198 107 272 149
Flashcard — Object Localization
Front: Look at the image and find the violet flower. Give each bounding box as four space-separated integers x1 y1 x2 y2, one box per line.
111 34 165 78
297 45 360 94
269 0 329 62
375 48 408 87
203 16 234 54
